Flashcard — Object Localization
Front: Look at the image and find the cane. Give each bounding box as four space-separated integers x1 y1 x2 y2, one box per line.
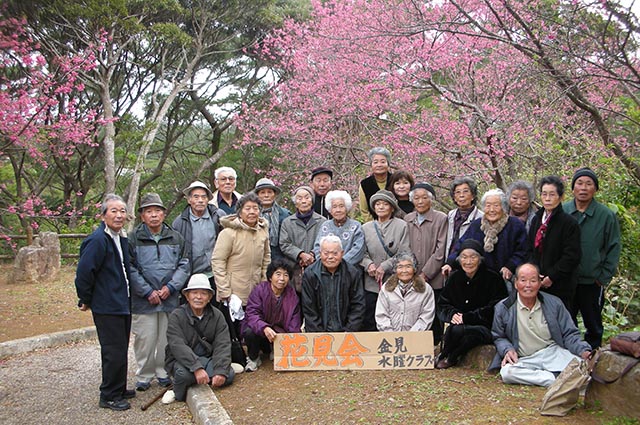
141 385 173 411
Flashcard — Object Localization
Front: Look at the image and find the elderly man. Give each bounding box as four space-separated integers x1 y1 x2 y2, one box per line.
129 193 190 391
491 263 591 387
165 274 235 403
254 177 291 261
564 167 621 349
310 166 334 219
211 166 242 214
173 181 224 291
302 235 365 332
75 194 134 411
404 183 448 344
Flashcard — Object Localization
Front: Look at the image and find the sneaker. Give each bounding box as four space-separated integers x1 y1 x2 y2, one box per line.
231 362 245 374
157 377 172 388
245 357 262 372
122 389 136 399
135 381 151 391
99 398 130 411
161 389 176 405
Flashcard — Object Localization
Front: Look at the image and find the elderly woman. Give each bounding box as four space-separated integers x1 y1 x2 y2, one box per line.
254 178 291 261
445 177 484 257
359 147 393 221
389 170 415 217
375 253 435 332
443 189 529 284
528 175 581 311
212 193 271 335
361 190 411 331
279 186 327 293
313 190 365 265
436 240 508 369
242 259 302 372
507 180 537 233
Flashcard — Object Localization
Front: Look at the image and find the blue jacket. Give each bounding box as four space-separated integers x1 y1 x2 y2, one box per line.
128 222 190 314
490 291 590 370
75 222 131 315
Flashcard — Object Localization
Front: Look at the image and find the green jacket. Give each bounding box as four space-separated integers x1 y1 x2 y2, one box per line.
563 198 621 287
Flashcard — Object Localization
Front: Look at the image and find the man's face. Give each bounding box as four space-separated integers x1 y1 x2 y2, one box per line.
320 241 344 272
188 188 209 217
412 188 432 214
311 173 332 196
573 176 597 204
515 264 542 301
141 206 165 233
186 289 213 311
102 200 127 232
257 188 276 208
215 171 236 195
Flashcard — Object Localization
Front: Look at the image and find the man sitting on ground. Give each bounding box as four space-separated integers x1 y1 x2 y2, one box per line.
490 263 591 387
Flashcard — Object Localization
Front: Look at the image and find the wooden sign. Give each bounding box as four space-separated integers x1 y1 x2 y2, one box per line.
273 331 434 371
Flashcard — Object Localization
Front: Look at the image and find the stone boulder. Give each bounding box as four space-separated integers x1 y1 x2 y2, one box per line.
586 348 640 418
458 344 497 370
11 232 61 284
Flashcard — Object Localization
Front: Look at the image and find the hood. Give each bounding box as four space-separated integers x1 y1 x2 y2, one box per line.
220 214 267 231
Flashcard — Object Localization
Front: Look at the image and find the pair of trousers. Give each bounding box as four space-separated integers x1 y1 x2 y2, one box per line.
243 327 272 361
500 344 580 387
571 283 604 349
132 312 169 383
92 313 131 401
172 356 235 401
440 323 491 364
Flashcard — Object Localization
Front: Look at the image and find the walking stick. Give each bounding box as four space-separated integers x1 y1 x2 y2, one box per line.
141 385 173 411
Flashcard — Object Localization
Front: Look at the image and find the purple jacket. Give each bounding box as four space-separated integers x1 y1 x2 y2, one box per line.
242 281 302 335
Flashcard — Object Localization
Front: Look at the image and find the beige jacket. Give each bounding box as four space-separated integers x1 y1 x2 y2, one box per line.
211 215 271 305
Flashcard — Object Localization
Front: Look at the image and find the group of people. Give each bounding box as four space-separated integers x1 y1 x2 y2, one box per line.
75 148 621 411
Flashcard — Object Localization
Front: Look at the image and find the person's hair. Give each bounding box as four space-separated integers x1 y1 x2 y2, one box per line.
388 171 415 196
324 190 352 211
409 187 434 202
539 175 564 197
319 234 343 250
266 258 294 282
457 248 483 263
367 147 392 164
236 192 262 211
214 166 238 179
506 180 535 205
393 252 418 271
449 176 478 204
480 188 508 212
515 262 541 279
101 194 126 215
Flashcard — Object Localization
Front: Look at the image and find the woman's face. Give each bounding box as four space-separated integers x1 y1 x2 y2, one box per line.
371 154 389 176
453 183 473 209
294 190 313 213
393 178 411 199
509 189 530 215
270 267 290 294
540 184 562 212
483 195 504 224
459 248 480 277
374 200 393 220
396 260 416 283
239 201 260 227
330 198 348 222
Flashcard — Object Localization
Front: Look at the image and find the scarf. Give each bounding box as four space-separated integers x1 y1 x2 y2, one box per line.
262 205 281 248
480 213 508 253
296 209 314 225
534 211 552 252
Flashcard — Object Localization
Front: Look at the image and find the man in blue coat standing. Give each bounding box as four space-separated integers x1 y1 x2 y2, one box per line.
75 194 134 411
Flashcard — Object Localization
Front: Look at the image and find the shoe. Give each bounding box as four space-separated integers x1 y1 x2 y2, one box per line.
161 389 176 405
245 357 262 372
135 381 151 391
231 362 245 374
99 398 130 411
435 357 454 369
122 389 136 399
157 377 172 388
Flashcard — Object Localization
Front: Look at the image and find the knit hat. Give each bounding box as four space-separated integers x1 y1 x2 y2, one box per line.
310 166 333 180
254 178 281 195
369 189 399 212
182 180 213 200
138 193 165 213
571 167 599 190
293 185 316 203
460 239 484 257
412 182 436 200
182 274 213 295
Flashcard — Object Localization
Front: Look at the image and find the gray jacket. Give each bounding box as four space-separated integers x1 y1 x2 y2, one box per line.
404 209 448 290
490 291 590 370
361 218 410 293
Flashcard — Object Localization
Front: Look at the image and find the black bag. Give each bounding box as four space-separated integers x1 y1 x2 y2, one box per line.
219 303 247 367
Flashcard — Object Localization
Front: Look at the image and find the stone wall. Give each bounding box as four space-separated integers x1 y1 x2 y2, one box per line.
11 232 61 284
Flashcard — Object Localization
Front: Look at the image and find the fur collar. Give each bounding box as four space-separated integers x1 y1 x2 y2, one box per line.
384 274 427 293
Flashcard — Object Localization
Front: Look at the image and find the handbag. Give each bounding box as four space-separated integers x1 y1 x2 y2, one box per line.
540 357 591 416
219 302 247 367
610 331 640 358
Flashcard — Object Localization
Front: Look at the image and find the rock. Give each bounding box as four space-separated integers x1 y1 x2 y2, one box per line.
11 231 61 284
458 344 497 370
586 348 640 418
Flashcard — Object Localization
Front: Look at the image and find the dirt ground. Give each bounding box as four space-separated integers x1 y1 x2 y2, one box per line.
0 264 634 424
